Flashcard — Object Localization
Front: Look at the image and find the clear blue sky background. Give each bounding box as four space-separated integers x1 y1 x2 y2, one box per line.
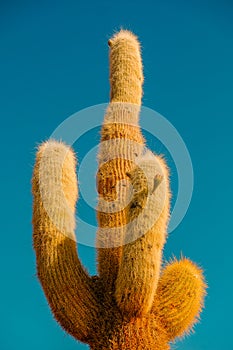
0 0 232 349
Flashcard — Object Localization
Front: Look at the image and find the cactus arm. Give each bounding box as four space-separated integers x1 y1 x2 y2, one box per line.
96 30 145 288
32 140 99 343
154 258 206 341
115 153 170 317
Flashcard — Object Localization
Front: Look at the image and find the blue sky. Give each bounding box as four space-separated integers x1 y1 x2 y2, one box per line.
0 0 232 349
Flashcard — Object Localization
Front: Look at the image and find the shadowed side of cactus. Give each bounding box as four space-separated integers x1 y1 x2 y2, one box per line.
32 30 206 350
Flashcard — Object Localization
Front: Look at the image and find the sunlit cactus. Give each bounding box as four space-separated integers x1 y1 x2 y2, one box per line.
32 29 206 349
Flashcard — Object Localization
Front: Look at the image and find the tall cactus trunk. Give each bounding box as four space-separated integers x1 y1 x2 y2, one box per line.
96 31 145 293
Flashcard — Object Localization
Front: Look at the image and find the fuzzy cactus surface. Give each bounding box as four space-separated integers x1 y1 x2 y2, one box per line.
32 30 206 349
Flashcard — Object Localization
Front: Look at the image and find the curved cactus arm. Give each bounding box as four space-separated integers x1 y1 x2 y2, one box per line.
32 140 99 343
115 153 170 317
96 30 145 288
154 258 207 341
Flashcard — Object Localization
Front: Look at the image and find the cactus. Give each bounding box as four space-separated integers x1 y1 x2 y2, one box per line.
32 30 206 349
